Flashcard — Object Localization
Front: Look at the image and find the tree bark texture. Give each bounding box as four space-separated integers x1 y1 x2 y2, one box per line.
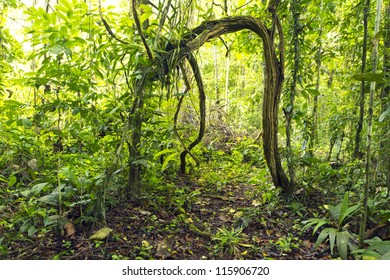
127 76 145 196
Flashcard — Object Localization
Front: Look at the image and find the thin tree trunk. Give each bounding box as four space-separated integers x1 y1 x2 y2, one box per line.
359 0 382 248
285 0 300 190
310 0 322 153
381 3 390 191
354 0 371 159
214 45 220 101
225 54 230 113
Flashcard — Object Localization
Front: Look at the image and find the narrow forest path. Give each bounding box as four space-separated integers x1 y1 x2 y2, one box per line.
5 167 332 260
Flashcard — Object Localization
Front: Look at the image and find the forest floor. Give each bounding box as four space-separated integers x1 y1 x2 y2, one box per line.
3 164 335 260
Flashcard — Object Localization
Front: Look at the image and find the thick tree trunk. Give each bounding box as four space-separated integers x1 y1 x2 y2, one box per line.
127 77 146 196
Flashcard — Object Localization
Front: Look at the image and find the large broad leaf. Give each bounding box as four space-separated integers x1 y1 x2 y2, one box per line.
337 231 349 260
21 182 50 197
367 240 390 257
302 218 328 234
326 203 341 224
316 228 331 247
37 192 58 206
329 229 337 255
381 251 390 260
340 203 360 227
338 193 350 227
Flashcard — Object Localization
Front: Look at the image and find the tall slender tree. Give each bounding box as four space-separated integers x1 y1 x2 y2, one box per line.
310 0 323 153
359 0 382 247
284 0 302 191
354 0 371 159
381 3 390 191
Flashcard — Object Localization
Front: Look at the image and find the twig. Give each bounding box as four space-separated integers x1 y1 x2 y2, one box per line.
98 0 129 44
132 0 154 61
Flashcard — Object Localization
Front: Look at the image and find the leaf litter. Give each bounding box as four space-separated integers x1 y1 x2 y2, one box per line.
4 176 332 260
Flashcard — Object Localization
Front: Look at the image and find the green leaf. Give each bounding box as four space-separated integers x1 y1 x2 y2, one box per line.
302 218 328 233
379 106 390 122
59 0 72 10
19 118 32 128
153 148 175 159
336 231 348 260
315 228 331 247
21 182 50 197
8 175 17 187
381 251 390 260
89 227 112 240
132 159 149 167
28 225 39 237
60 25 67 36
37 192 58 206
340 204 360 227
367 240 390 256
312 220 328 234
327 203 341 223
139 4 153 23
338 193 349 227
161 152 179 171
329 229 336 254
60 167 78 186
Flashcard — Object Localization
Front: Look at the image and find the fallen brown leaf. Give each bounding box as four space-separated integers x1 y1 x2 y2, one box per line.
64 221 76 238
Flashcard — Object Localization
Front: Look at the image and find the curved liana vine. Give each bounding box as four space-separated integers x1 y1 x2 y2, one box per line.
117 0 291 194
164 15 290 193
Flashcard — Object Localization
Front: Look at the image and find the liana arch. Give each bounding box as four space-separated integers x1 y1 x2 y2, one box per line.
164 16 291 194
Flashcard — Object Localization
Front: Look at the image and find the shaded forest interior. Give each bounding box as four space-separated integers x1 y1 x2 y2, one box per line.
0 0 389 259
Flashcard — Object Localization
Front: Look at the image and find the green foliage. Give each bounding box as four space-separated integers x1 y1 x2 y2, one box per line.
212 227 245 258
303 193 360 259
352 237 390 260
0 0 388 261
271 233 300 253
135 240 154 260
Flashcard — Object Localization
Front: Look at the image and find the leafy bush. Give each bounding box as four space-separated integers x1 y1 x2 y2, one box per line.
303 192 360 259
212 227 245 258
352 237 390 260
